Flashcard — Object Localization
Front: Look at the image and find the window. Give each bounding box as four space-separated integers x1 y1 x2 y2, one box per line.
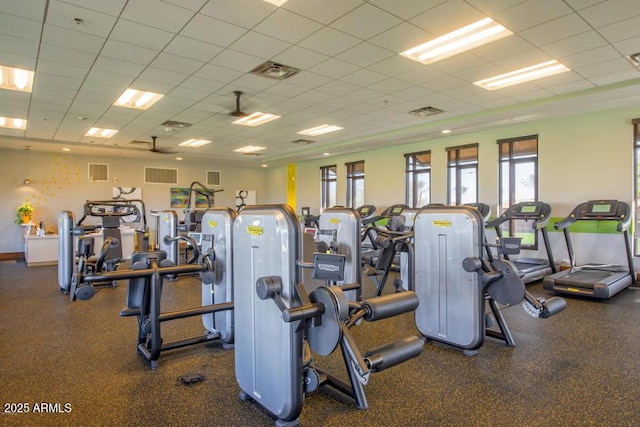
320 165 337 210
446 144 478 205
633 120 640 256
497 135 538 248
345 160 365 208
405 151 431 208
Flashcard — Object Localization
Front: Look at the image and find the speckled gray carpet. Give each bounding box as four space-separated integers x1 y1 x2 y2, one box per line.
1 261 640 426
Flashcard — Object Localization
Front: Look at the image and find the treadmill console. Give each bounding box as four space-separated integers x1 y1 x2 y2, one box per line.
380 204 408 217
356 205 377 219
518 204 541 215
585 200 618 217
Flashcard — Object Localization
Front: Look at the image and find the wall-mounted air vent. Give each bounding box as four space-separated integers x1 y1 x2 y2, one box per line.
250 61 300 80
161 120 192 128
88 163 108 182
144 167 178 184
409 106 444 117
207 170 221 186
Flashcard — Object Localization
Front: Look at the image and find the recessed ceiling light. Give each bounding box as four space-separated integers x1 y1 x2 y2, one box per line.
323 152 331 156
263 0 288 6
232 112 281 127
85 127 118 138
179 139 212 147
234 145 266 154
473 60 570 90
400 18 512 66
62 148 71 152
441 129 452 134
297 124 343 136
0 116 26 129
176 157 183 161
261 164 268 168
114 88 163 110
0 65 34 92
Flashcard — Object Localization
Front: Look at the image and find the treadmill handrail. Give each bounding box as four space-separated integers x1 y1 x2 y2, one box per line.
485 201 552 230
553 200 631 232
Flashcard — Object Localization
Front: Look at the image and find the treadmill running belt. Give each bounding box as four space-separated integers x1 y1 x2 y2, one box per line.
553 269 629 289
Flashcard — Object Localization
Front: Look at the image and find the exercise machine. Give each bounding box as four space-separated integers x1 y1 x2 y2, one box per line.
413 205 566 354
233 204 423 427
486 201 558 284
543 200 635 299
182 181 223 232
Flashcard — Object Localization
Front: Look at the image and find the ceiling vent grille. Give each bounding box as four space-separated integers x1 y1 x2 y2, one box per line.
144 167 178 184
409 106 444 117
88 163 108 182
207 170 221 186
250 61 300 80
161 120 192 128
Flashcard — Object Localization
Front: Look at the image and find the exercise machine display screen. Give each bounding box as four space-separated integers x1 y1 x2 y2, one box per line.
587 202 616 216
188 232 203 246
519 205 538 214
392 207 404 214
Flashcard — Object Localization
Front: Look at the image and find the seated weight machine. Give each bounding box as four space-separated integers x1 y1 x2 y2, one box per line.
413 205 566 354
234 204 423 427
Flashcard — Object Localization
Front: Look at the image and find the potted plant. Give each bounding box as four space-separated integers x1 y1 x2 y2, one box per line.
15 203 33 224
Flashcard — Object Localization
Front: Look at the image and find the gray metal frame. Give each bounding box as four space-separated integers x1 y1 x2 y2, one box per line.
57 211 74 292
156 210 178 265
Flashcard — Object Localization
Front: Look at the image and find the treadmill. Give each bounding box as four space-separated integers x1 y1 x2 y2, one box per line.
543 200 635 299
486 201 557 284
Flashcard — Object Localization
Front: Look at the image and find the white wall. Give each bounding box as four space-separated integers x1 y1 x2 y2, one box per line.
0 150 269 253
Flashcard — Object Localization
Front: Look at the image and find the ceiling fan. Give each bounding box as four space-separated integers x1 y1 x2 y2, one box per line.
230 91 248 118
129 136 173 154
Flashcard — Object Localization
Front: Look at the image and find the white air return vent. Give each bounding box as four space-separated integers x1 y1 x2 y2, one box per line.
250 61 300 80
88 163 108 181
409 106 444 117
161 120 192 128
207 170 221 186
144 167 178 184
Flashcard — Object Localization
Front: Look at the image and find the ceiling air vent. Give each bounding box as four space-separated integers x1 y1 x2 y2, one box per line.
144 167 178 184
207 170 221 186
250 61 300 80
88 163 108 182
409 106 444 117
161 120 192 128
291 139 315 145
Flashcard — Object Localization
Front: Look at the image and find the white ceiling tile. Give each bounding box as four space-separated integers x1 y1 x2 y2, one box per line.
430 52 488 75
320 96 361 110
36 59 90 79
613 36 640 58
463 0 528 15
454 63 506 84
46 1 119 37
39 44 97 68
0 33 39 58
93 56 146 78
200 0 275 29
121 0 196 33
272 46 329 71
151 53 205 75
472 36 535 63
331 3 402 40
367 55 426 77
343 87 385 102
181 15 246 48
32 82 79 99
128 78 176 94
163 36 223 63
598 15 640 44
410 0 485 35
493 49 555 72
494 0 574 32
577 58 635 79
578 0 640 28
286 72 332 89
336 42 394 67
561 45 620 69
42 24 106 54
264 82 309 97
0 12 43 41
366 78 414 94
519 13 591 46
0 52 37 70
540 31 609 59
230 74 279 91
588 68 640 86
299 27 361 56
34 73 83 91
368 0 445 20
229 32 292 60
368 22 433 54
562 0 603 10
100 40 159 65
283 0 363 25
85 69 134 87
340 69 388 87
254 9 323 44
421 75 468 92
110 19 175 50
181 76 227 92
294 90 335 104
316 80 360 96
67 100 112 117
395 65 447 85
55 0 127 17
532 70 583 89
209 49 265 73
309 58 360 79
195 63 244 83
0 0 47 21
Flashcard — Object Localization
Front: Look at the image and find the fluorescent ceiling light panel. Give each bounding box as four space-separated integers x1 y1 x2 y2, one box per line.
114 88 163 110
0 65 34 92
263 0 288 6
232 112 281 127
179 139 212 147
0 116 26 129
234 145 266 153
86 127 118 138
473 60 570 90
400 18 512 65
297 124 344 136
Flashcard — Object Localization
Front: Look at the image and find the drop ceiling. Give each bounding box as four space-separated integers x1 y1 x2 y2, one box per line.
1 0 640 166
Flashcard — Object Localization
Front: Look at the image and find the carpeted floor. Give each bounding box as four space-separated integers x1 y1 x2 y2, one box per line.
1 261 639 426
